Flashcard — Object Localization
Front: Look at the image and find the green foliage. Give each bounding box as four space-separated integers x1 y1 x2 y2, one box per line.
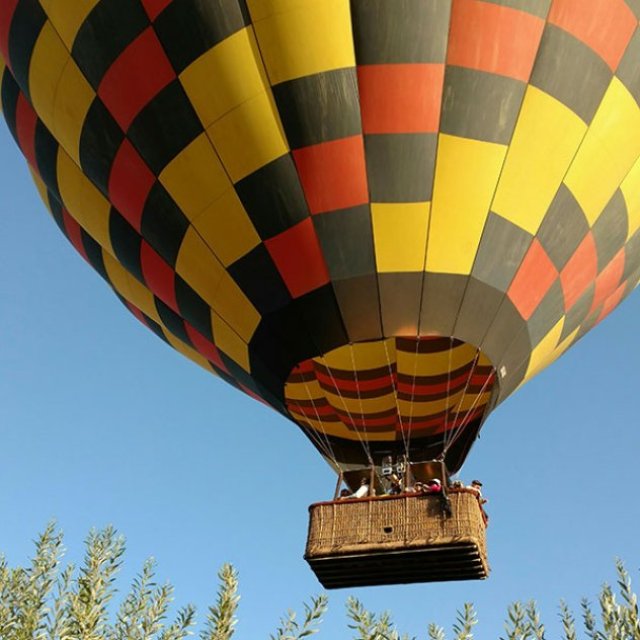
1 524 639 640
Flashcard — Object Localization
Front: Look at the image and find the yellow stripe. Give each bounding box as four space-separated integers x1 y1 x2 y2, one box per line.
322 392 397 414
249 0 355 84
565 78 640 225
371 203 430 273
493 86 587 234
320 339 395 371
427 134 506 273
212 273 261 342
165 333 216 374
399 342 478 377
524 318 564 381
212 313 251 372
620 154 640 239
43 0 100 49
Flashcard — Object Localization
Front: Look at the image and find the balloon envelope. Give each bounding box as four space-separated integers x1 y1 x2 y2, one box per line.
2 0 640 472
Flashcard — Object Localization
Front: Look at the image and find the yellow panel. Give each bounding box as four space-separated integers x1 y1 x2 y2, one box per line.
44 0 100 49
371 203 430 273
397 395 463 415
524 318 564 381
175 227 225 305
207 91 288 182
286 377 325 401
159 134 230 220
288 412 367 440
455 391 492 412
212 273 261 342
192 189 260 266
52 60 94 164
165 333 215 373
27 23 69 130
57 151 112 253
250 0 355 84
565 78 640 225
493 87 587 234
323 392 397 416
180 28 268 128
212 313 251 372
407 343 478 376
622 156 640 238
427 135 506 274
321 340 395 371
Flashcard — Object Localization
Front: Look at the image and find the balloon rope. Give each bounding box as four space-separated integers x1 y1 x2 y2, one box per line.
404 336 423 460
440 336 456 457
382 338 410 461
318 354 375 468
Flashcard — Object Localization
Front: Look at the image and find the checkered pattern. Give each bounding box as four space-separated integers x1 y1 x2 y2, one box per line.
2 0 640 471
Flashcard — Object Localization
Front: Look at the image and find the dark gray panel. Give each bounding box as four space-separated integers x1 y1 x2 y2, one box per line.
527 280 564 346
351 0 451 64
530 25 612 123
454 278 506 348
272 68 362 149
622 229 640 282
313 205 376 280
537 184 590 270
440 67 526 144
333 275 384 342
364 133 437 202
473 213 532 292
483 0 551 18
592 190 629 271
616 29 640 106
420 273 468 336
625 0 640 20
560 283 595 341
481 297 529 368
378 272 423 336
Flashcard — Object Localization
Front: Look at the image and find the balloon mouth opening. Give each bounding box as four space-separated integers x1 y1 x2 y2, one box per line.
284 336 498 470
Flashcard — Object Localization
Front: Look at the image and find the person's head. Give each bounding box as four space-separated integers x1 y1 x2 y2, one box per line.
360 477 369 485
340 488 350 497
471 480 482 487
427 479 441 487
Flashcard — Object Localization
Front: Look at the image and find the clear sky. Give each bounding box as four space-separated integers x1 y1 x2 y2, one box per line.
1 121 640 638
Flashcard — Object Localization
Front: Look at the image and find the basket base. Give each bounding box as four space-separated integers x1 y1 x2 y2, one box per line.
306 541 488 589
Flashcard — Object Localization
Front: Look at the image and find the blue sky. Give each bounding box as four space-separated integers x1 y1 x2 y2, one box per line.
1 120 640 638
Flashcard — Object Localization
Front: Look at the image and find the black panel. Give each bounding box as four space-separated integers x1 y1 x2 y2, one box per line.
364 134 436 202
530 25 611 124
379 272 423 336
420 273 467 337
617 29 640 106
47 192 65 232
537 185 590 270
175 275 214 341
440 67 526 145
484 0 551 17
351 0 450 64
333 275 384 342
155 297 190 344
144 313 170 344
621 229 640 283
592 190 628 271
34 121 60 198
7 0 46 98
1 70 20 140
154 0 249 73
312 205 376 280
527 280 565 346
109 209 143 281
454 279 505 348
294 284 349 355
481 297 529 368
80 98 125 195
81 232 109 281
227 243 291 315
140 183 190 267
473 213 532 292
127 80 203 174
235 154 309 239
273 68 361 149
72 0 150 89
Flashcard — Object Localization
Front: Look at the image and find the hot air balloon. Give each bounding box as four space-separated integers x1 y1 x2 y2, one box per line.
2 0 639 587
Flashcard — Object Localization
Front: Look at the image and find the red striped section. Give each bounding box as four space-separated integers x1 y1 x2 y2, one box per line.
62 209 89 262
140 241 178 312
140 0 172 21
357 64 444 134
0 0 19 69
596 283 626 323
560 233 598 310
15 92 38 169
548 0 636 71
590 250 625 312
185 323 228 372
447 0 545 81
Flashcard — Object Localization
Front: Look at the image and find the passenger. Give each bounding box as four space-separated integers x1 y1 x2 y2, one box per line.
388 478 402 495
424 479 452 517
424 479 442 493
337 488 351 500
348 477 370 499
468 479 484 498
450 480 464 489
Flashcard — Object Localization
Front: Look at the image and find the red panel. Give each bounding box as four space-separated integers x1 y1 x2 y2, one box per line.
508 239 558 320
357 64 444 134
140 241 178 311
98 27 175 131
548 0 636 71
560 233 598 310
62 209 89 262
447 0 545 81
0 0 19 69
265 218 330 298
140 0 173 21
125 301 149 327
596 284 626 323
293 136 368 214
108 140 155 231
15 93 37 169
184 323 228 371
590 249 625 312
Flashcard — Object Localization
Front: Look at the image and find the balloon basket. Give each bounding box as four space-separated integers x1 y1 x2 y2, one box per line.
304 490 488 588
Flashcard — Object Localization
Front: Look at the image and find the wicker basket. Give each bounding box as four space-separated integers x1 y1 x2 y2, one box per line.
305 490 488 588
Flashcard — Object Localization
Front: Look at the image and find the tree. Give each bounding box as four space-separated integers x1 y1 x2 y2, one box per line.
1 524 638 640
